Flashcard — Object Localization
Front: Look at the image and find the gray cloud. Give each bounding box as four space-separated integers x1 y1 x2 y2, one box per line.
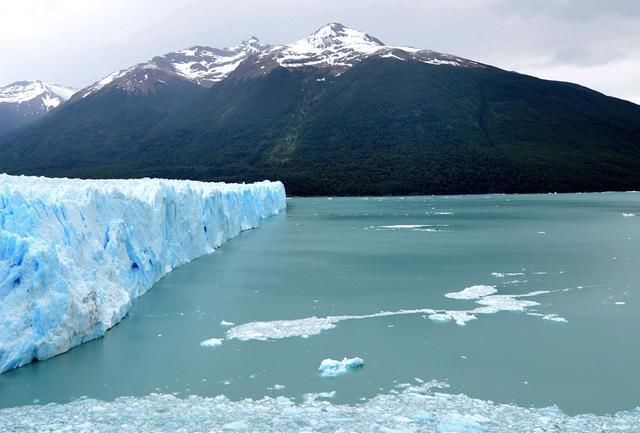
1 0 638 103
549 45 627 68
493 0 640 20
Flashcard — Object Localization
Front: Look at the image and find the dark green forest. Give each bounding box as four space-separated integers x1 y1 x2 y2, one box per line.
2 57 640 196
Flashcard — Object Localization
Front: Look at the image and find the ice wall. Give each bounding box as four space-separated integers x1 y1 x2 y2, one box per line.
0 174 286 373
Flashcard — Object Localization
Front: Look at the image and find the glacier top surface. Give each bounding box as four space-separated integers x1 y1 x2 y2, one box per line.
0 173 279 202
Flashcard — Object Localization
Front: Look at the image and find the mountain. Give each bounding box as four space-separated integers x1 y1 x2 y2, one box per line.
0 81 76 136
73 37 265 99
1 23 640 195
236 22 479 77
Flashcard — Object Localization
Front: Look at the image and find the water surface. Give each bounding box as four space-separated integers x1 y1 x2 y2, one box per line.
1 194 639 416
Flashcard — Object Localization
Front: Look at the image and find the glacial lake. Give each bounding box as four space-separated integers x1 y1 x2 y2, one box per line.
1 194 639 417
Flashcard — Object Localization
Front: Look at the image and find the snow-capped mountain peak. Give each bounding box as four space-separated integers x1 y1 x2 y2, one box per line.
232 36 263 53
0 80 77 135
253 22 480 72
292 22 384 52
0 80 76 109
270 23 385 70
75 23 481 99
77 37 269 98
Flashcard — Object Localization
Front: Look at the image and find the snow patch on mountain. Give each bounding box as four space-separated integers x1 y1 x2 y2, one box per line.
170 37 263 84
0 81 76 109
0 174 286 373
78 37 266 98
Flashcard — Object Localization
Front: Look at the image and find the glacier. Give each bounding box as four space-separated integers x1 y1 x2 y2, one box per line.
0 174 286 373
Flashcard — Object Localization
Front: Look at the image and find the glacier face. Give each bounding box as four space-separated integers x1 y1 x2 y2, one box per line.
0 174 286 373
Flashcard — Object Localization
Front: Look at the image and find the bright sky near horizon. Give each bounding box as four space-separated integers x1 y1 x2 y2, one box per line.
2 0 639 103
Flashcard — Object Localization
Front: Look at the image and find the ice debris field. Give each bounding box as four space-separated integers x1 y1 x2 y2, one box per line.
219 283 567 343
0 174 286 374
1 381 638 433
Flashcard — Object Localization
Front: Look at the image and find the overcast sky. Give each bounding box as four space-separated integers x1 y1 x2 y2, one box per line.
2 0 639 103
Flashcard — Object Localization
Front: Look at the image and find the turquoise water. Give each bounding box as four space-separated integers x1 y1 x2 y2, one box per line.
1 194 639 416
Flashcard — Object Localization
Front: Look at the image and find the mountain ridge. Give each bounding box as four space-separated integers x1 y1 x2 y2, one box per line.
1 23 639 196
70 23 483 100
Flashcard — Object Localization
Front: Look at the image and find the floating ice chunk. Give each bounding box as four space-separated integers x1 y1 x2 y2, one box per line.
428 311 477 326
378 224 432 229
622 213 636 217
200 338 223 348
220 320 235 326
491 272 526 278
376 224 445 232
226 289 557 342
541 314 568 323
267 384 286 390
428 313 453 323
303 390 337 402
445 285 497 300
615 302 626 305
319 357 365 377
473 291 548 314
475 295 540 312
226 316 341 341
225 308 442 341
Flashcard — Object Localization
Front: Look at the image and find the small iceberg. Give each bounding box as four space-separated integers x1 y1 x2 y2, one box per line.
377 224 432 229
319 357 365 377
200 338 223 348
541 314 568 323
